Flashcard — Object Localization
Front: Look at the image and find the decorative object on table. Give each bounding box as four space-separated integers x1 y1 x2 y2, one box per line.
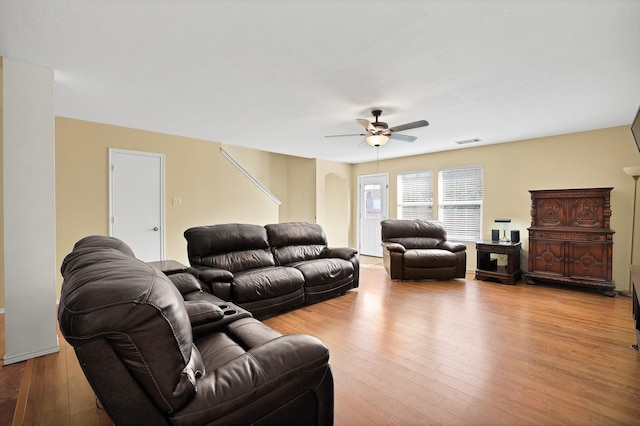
491 229 500 241
510 230 520 243
494 218 511 242
524 187 615 296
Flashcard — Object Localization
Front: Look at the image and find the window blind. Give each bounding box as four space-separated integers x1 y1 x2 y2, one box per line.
397 170 433 220
438 165 483 241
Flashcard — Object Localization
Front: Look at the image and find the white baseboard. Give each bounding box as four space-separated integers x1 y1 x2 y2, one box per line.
3 338 60 365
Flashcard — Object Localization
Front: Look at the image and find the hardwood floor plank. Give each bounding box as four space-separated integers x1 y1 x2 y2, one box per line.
5 263 640 425
9 359 32 426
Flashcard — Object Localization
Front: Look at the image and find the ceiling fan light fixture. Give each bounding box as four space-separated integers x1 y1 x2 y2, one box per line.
365 134 389 147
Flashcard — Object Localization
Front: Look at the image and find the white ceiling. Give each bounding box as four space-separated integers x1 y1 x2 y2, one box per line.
1 1 639 164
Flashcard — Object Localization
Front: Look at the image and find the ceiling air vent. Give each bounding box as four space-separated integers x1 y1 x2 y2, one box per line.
454 138 482 145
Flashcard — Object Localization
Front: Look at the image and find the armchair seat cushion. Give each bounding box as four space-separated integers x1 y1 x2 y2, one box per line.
404 249 458 268
233 266 304 303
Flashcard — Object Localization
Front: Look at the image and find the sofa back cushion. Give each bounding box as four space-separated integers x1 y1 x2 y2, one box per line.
266 222 327 265
184 224 275 272
381 219 448 249
59 238 204 414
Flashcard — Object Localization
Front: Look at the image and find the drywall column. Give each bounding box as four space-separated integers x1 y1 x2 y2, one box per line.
3 58 59 364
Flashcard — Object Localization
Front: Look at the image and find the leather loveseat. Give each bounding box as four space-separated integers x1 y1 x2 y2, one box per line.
58 235 334 425
381 219 467 280
184 222 359 318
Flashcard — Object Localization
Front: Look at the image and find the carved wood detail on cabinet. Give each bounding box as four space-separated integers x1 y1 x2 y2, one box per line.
524 187 615 295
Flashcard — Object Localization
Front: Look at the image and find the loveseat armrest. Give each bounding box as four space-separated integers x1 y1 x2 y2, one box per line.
321 246 358 260
382 242 406 254
440 241 467 253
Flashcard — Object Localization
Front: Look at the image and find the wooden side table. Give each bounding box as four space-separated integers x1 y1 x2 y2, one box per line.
475 241 521 285
148 260 187 275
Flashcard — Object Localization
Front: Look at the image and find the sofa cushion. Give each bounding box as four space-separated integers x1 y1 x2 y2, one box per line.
266 222 327 265
233 266 305 303
185 224 275 271
404 249 458 268
291 258 354 288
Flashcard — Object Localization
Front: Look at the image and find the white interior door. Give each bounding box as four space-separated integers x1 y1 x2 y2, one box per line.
109 149 165 262
358 173 388 257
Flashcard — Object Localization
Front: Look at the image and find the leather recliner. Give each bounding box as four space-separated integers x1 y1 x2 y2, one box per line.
58 235 334 425
381 219 467 280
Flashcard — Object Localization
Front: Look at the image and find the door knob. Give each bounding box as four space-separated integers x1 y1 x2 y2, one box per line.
153 227 159 231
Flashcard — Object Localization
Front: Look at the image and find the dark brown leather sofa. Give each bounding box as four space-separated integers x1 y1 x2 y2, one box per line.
184 222 359 318
381 219 467 280
58 235 334 425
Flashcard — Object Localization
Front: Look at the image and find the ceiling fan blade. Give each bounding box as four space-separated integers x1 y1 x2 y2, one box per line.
356 118 375 132
389 120 429 133
325 133 367 138
389 133 418 142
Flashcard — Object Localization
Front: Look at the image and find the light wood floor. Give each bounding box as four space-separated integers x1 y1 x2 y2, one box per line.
4 261 640 425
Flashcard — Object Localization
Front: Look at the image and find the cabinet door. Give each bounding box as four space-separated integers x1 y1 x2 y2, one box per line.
529 239 565 277
568 242 611 282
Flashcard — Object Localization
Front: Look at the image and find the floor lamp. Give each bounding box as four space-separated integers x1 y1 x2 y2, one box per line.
623 166 640 352
624 166 640 273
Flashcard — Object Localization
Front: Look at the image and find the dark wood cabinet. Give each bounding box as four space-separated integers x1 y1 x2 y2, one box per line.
524 187 616 295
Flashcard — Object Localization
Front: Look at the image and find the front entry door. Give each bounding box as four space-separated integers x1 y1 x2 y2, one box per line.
358 173 388 257
109 149 165 262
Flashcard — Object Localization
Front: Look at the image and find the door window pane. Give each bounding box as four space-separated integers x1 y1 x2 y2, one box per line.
364 184 382 219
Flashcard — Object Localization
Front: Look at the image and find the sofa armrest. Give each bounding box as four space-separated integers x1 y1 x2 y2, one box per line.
168 272 204 295
382 242 406 254
321 246 358 260
174 333 330 425
183 300 225 327
187 266 234 284
440 241 467 253
186 267 234 300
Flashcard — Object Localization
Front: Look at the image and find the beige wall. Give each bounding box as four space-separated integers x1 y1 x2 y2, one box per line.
352 125 640 292
55 118 285 293
1 112 638 310
282 156 316 223
316 159 353 247
0 58 4 310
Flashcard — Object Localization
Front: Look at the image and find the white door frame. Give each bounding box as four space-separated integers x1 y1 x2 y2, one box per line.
108 148 165 261
357 173 389 257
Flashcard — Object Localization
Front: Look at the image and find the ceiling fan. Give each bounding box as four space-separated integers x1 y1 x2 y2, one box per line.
325 109 429 147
